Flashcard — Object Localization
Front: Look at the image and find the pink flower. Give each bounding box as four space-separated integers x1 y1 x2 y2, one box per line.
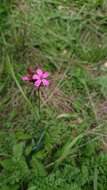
21 67 36 83
22 76 30 81
33 69 49 87
21 67 49 88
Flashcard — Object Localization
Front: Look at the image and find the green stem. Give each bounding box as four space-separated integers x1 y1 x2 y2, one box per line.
38 88 41 117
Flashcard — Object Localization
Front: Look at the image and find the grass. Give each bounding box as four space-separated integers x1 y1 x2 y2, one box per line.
0 0 107 189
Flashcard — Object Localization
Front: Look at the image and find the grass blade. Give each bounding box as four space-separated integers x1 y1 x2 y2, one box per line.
55 133 85 165
7 55 39 121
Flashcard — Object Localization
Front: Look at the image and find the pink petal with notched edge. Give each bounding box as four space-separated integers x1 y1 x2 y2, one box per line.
37 69 43 77
34 79 42 87
22 76 29 81
43 71 49 78
32 74 40 80
42 79 49 86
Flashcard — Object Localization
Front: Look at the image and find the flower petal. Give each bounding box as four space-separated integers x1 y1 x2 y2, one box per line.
21 76 29 81
34 79 41 87
42 79 49 86
43 71 49 78
32 74 40 80
37 69 43 77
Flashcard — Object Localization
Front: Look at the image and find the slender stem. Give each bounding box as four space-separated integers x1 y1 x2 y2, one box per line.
38 87 41 117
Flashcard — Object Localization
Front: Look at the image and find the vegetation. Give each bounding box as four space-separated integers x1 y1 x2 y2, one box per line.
0 0 107 189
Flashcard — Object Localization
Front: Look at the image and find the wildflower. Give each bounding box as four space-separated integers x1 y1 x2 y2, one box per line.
33 69 49 87
22 67 49 87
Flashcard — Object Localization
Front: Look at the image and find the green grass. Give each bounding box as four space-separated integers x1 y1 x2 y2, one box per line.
0 0 107 189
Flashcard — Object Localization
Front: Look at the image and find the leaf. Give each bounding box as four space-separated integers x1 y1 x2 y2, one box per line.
31 157 47 176
28 186 36 190
15 131 31 141
25 144 32 156
97 75 107 98
13 143 24 160
57 113 72 119
0 185 19 190
94 167 98 190
0 159 13 171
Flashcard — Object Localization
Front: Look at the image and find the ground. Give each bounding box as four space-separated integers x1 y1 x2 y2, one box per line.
0 0 107 190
